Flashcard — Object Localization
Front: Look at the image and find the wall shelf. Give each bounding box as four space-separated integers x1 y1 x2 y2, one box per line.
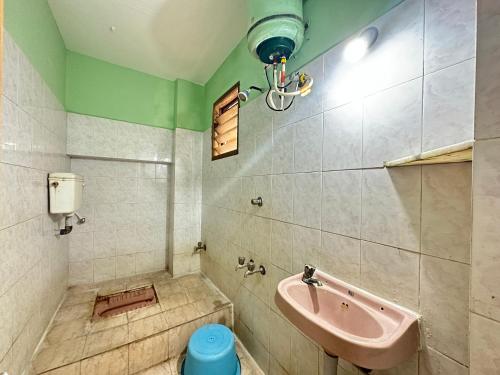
384 140 474 167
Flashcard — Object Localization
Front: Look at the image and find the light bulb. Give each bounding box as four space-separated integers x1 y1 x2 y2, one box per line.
343 27 379 63
343 38 369 63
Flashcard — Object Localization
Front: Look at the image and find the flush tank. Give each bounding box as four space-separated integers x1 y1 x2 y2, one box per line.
48 173 84 216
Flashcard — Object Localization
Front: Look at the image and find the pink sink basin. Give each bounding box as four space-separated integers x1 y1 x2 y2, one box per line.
275 270 420 370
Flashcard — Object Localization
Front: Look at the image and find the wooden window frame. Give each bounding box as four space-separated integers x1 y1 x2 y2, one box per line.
212 82 240 161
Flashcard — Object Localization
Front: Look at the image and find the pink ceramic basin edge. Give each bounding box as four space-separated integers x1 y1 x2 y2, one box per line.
275 270 420 370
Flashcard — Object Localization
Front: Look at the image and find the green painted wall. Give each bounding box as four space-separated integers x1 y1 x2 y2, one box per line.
175 80 205 132
65 51 175 129
4 0 67 103
203 0 404 131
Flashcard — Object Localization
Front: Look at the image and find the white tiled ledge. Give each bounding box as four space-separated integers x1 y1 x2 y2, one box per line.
68 154 172 164
384 140 474 167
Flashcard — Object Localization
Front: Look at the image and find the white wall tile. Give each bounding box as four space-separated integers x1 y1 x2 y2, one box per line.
470 313 500 374
422 59 475 151
323 102 362 171
421 164 472 263
475 0 500 139
471 139 500 321
361 168 421 251
293 172 321 229
294 114 323 173
363 79 422 168
420 255 470 364
424 0 476 74
322 170 361 238
361 241 419 311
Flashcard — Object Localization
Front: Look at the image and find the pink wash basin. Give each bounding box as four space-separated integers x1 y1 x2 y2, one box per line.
275 270 420 370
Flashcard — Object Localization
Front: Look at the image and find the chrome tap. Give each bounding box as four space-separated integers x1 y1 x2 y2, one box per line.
302 264 323 286
235 256 248 271
244 260 266 278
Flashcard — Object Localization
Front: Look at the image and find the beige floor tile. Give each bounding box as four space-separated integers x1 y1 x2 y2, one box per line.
54 303 93 324
127 303 163 322
46 320 91 345
62 291 97 307
136 361 173 375
159 291 189 311
164 303 200 328
167 320 204 358
129 313 169 342
81 346 128 375
83 325 129 357
41 362 81 375
90 314 128 333
129 332 169 374
33 337 86 373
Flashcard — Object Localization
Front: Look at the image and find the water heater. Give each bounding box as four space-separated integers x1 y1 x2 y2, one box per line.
247 0 305 63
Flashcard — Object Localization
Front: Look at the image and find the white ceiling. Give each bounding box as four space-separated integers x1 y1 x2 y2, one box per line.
48 0 248 84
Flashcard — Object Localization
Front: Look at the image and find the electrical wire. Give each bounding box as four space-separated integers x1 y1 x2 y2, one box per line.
264 65 296 112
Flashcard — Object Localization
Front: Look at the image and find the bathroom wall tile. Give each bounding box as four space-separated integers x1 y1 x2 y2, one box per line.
322 102 362 171
254 175 272 218
475 0 500 139
421 164 472 263
419 346 468 375
320 232 360 284
81 346 128 375
322 170 361 238
292 226 321 274
291 328 319 375
323 0 423 110
272 125 294 174
362 78 422 168
273 56 324 129
293 172 321 229
3 32 19 103
269 311 292 373
471 139 500 321
294 114 323 173
271 221 293 273
253 120 273 177
420 255 469 364
271 174 294 222
69 261 93 286
470 313 500 374
361 241 419 311
69 232 94 262
424 0 476 74
361 167 421 251
93 257 116 282
423 59 475 151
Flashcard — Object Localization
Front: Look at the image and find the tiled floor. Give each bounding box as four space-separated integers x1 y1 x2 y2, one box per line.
30 272 237 374
138 341 263 374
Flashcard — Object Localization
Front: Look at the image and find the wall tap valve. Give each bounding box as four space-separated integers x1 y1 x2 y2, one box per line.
235 256 247 271
251 197 263 207
244 260 266 278
193 241 207 254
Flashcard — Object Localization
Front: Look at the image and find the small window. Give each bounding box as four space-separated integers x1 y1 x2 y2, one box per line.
212 82 239 160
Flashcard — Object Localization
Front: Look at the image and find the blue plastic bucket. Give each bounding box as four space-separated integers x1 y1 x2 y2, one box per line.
182 324 241 375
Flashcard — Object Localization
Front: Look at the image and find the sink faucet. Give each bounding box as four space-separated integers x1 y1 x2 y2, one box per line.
302 265 323 286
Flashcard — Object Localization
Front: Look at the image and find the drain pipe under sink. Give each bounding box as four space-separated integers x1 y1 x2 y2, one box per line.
324 352 338 375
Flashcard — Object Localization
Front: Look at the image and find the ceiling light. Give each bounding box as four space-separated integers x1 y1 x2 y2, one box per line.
343 27 379 63
110 26 117 32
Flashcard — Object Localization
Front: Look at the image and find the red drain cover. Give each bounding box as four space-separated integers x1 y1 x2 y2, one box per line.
93 285 157 319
